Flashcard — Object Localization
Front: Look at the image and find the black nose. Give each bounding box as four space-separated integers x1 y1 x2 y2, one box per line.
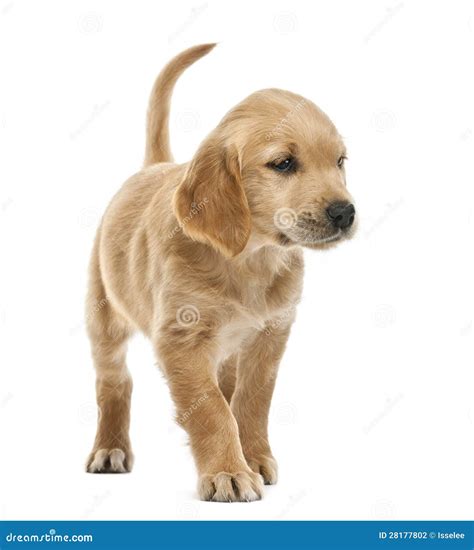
326 202 355 229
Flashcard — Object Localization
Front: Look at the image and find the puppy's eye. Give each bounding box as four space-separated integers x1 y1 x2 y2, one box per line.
269 157 296 173
337 155 347 168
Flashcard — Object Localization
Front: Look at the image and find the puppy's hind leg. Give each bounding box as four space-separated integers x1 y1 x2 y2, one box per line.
85 248 134 473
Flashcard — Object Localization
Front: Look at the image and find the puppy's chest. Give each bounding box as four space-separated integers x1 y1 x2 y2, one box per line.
232 273 288 322
214 279 293 364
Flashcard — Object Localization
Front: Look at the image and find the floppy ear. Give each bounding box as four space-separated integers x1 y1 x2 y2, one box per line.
173 139 251 257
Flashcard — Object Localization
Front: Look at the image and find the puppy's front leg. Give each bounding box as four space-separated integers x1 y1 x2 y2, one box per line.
231 324 291 485
155 333 263 502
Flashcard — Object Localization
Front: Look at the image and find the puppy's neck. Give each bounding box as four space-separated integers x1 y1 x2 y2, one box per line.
233 232 298 273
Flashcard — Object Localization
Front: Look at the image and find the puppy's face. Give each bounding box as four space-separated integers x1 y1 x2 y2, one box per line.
174 89 357 257
237 90 357 250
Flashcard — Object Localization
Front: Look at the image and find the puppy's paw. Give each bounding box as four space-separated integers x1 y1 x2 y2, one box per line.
86 448 133 473
247 455 278 485
198 471 263 502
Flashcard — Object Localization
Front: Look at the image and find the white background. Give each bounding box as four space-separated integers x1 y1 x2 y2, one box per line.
0 0 473 521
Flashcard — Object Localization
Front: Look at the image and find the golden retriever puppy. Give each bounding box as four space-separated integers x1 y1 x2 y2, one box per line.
85 44 357 502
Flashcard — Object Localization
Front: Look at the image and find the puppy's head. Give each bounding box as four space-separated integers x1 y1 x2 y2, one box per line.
174 89 356 257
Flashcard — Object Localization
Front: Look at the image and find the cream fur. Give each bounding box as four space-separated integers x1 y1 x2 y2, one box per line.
85 44 356 502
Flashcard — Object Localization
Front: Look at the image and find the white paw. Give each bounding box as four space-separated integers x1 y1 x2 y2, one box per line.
198 471 263 502
247 454 278 485
86 448 133 473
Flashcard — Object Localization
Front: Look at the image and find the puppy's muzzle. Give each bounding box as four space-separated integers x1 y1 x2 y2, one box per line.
326 202 356 230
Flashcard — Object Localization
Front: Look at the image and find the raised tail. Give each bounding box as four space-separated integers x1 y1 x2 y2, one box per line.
143 43 216 167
